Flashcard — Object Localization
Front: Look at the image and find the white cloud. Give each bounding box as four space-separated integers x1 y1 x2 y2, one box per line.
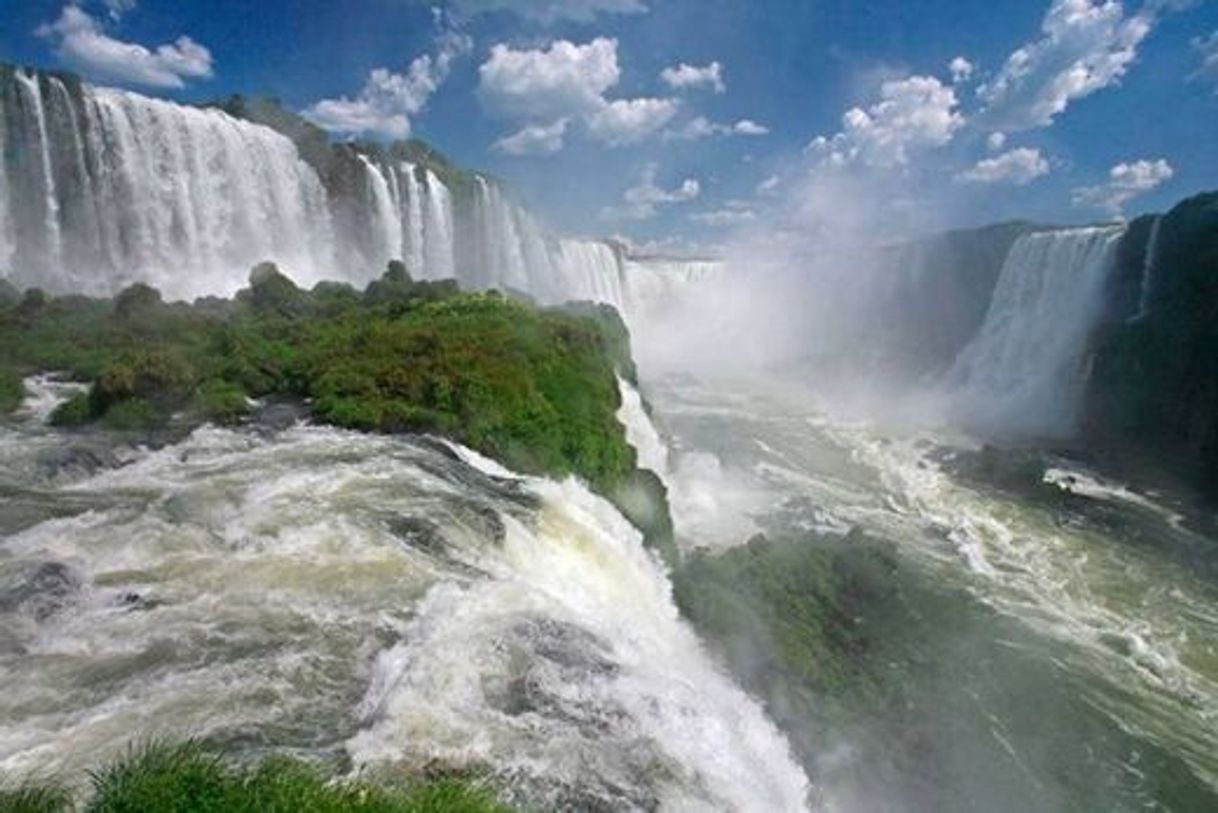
756 174 781 195
478 37 620 119
956 147 1050 185
36 5 212 89
492 118 569 155
448 0 647 24
479 37 680 151
1072 157 1173 214
660 61 725 93
950 56 975 83
304 30 471 139
690 207 758 227
987 131 1008 151
102 0 137 20
601 163 700 220
977 0 1167 131
1193 30 1218 88
586 97 679 145
666 115 769 140
807 75 963 168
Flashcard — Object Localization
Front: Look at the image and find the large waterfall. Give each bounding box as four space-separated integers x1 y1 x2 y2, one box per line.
0 69 335 298
945 225 1125 436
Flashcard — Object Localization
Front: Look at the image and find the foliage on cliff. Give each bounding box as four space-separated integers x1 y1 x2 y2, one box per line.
0 263 637 493
0 740 510 813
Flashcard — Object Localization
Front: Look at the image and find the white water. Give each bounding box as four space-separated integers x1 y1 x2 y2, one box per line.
0 70 336 299
360 156 404 272
0 418 809 810
422 169 456 280
945 226 1124 437
1129 215 1163 324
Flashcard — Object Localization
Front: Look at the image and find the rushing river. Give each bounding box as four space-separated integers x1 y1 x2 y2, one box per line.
650 375 1218 812
3 374 1217 812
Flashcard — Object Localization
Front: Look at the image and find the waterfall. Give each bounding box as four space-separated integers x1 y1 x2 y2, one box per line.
0 69 335 299
946 226 1125 437
421 169 455 280
397 163 426 277
1129 215 1163 324
359 155 402 271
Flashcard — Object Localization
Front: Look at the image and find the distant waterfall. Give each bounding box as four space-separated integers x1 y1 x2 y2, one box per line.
1129 215 1163 324
0 69 335 299
946 226 1125 436
422 169 455 280
359 155 402 272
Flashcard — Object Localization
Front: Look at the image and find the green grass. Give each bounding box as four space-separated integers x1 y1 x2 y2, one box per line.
0 742 511 813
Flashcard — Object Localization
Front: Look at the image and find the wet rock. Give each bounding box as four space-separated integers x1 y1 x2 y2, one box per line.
0 561 82 621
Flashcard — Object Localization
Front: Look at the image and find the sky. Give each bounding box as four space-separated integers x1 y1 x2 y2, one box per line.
2 0 1216 252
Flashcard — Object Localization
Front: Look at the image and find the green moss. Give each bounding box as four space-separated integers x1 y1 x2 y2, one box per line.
0 741 511 813
48 391 92 427
0 367 23 415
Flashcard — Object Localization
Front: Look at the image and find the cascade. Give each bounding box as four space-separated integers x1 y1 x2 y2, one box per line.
421 169 455 280
946 226 1125 436
397 163 427 276
0 69 336 299
359 156 402 270
1129 214 1163 323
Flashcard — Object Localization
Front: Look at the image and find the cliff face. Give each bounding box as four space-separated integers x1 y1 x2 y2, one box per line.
1083 192 1218 490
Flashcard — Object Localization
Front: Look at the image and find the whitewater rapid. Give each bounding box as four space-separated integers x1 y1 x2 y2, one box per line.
0 383 809 811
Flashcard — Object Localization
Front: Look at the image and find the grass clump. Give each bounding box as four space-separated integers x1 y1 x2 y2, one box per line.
0 742 511 813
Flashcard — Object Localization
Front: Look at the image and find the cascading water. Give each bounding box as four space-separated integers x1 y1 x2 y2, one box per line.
359 156 403 272
0 388 810 811
1129 214 1163 324
421 169 456 280
945 226 1124 437
0 69 336 299
398 163 427 276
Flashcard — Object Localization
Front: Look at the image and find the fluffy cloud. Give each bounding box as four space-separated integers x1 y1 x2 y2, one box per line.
585 97 679 145
756 174 781 195
807 75 963 168
949 56 975 83
1072 158 1173 214
978 0 1160 131
689 204 758 227
478 37 683 151
665 115 769 140
987 131 1008 151
601 163 700 220
447 0 647 24
956 147 1051 185
36 5 212 89
304 29 470 139
478 37 620 119
492 118 569 155
660 61 725 93
1193 30 1218 88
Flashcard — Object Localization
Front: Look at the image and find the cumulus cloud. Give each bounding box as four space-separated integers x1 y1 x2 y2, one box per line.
1072 157 1173 214
950 56 975 83
447 0 647 24
478 37 682 151
660 61 725 93
36 5 212 89
756 174 781 195
977 0 1167 131
478 37 619 119
492 118 569 155
807 75 963 168
600 163 700 220
689 203 758 227
1193 30 1218 88
304 29 471 139
665 115 769 140
987 131 1008 151
586 97 679 145
956 147 1051 185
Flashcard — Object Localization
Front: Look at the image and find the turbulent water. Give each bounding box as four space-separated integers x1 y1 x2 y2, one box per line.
647 375 1218 811
946 226 1124 437
0 381 808 811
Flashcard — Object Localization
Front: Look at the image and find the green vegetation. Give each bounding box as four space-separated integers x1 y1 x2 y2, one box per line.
0 263 675 555
0 741 510 813
0 263 636 491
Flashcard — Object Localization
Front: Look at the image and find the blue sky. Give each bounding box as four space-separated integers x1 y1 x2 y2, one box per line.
3 0 1216 250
